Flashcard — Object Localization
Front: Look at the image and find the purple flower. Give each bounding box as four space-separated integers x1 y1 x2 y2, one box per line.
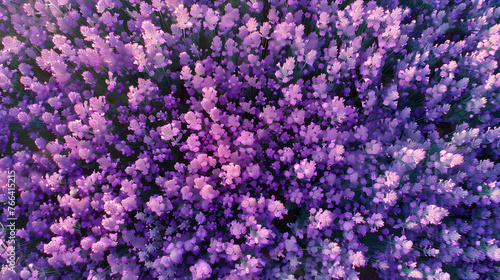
294 159 316 180
422 204 448 225
190 260 212 279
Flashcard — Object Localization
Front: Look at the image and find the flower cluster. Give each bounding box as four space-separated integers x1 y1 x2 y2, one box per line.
0 0 499 279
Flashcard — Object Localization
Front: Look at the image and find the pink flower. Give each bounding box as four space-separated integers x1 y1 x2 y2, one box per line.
19 268 31 279
221 163 241 185
104 200 124 216
44 236 65 255
200 184 219 202
185 134 201 152
219 4 239 32
89 112 108 135
135 158 150 174
384 171 400 187
70 197 91 216
190 260 212 279
160 122 181 141
91 237 115 254
50 217 76 235
147 195 166 215
283 84 303 105
2 36 23 53
407 270 424 279
401 147 426 165
142 20 165 46
174 5 192 29
366 140 382 155
184 111 202 131
267 199 287 219
248 224 275 245
383 190 398 206
348 251 366 268
294 159 316 180
127 78 155 106
230 222 247 240
439 150 464 168
78 148 92 160
121 195 138 212
204 8 219 30
236 131 255 146
423 204 448 225
225 244 242 261
312 209 334 230
486 245 500 261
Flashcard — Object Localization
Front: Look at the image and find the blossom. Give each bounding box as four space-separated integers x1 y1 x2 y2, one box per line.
422 204 448 225
311 209 335 230
401 148 426 165
0 0 498 278
190 260 212 279
91 237 113 254
365 140 382 155
2 36 23 53
294 159 316 180
439 150 464 168
200 184 219 202
103 200 124 216
220 163 241 185
230 221 246 239
384 171 400 187
81 236 96 251
160 123 181 141
147 195 167 215
204 8 219 30
175 5 193 29
44 236 66 255
407 270 424 279
282 84 303 106
236 131 255 146
348 251 366 268
486 245 500 261
184 111 202 131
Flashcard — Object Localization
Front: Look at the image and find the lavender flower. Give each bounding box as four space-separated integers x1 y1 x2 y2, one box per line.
0 0 498 279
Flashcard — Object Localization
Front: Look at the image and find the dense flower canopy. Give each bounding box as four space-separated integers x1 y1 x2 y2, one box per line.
0 0 499 279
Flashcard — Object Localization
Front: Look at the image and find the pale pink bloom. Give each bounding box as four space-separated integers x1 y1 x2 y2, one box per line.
221 163 241 185
401 148 426 165
348 251 366 268
423 204 448 225
135 158 149 173
283 84 302 106
200 184 219 202
486 245 500 261
366 140 382 155
44 236 65 254
407 270 423 278
147 195 165 215
230 221 246 238
160 123 180 141
312 209 334 230
184 111 202 130
237 131 255 146
383 191 398 205
175 5 192 29
2 36 23 53
439 150 464 168
294 159 316 180
81 236 96 251
384 171 400 187
104 200 124 216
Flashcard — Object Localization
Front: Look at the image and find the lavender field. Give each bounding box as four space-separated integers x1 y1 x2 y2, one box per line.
0 0 499 279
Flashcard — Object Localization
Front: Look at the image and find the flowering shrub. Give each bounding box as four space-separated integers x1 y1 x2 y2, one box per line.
0 0 499 279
